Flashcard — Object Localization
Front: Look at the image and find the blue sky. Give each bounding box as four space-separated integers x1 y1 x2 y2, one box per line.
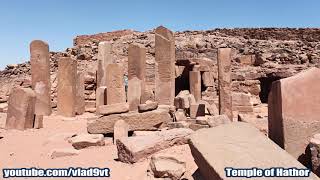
0 0 319 69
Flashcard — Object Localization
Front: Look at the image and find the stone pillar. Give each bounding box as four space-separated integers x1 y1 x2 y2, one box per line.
189 71 201 102
5 88 36 130
128 44 146 110
96 86 107 108
57 57 77 117
97 42 112 87
217 48 233 121
30 40 52 116
155 26 175 105
75 72 85 115
105 64 126 105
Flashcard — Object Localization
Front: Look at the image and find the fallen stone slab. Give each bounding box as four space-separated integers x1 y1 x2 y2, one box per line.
150 154 186 180
116 128 193 163
138 101 158 113
87 109 171 134
50 148 80 159
189 122 318 180
69 134 105 150
97 103 129 115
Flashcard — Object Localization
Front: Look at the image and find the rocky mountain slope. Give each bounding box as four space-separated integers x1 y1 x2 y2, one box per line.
0 28 319 105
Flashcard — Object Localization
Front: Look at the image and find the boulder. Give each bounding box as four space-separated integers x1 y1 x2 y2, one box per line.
150 154 186 180
174 109 187 121
116 128 193 163
87 109 171 134
69 134 105 150
97 103 129 115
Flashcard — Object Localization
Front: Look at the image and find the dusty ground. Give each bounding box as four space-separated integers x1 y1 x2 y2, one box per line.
0 112 198 180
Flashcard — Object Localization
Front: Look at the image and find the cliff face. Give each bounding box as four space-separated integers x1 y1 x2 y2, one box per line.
0 28 319 105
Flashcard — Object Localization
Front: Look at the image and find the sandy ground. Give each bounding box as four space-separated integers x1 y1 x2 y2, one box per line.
0 112 198 180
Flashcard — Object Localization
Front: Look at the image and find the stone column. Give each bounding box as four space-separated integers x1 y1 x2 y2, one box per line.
105 64 126 105
128 43 146 110
155 26 175 105
75 72 85 115
30 40 52 116
189 71 201 102
57 57 77 117
97 42 112 87
217 48 233 121
5 88 36 130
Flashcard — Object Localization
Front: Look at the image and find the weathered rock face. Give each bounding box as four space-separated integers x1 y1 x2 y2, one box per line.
87 109 172 134
268 67 320 166
30 40 52 116
57 57 77 117
97 103 129 115
309 134 320 176
116 128 193 163
5 87 36 130
189 122 318 180
155 26 175 106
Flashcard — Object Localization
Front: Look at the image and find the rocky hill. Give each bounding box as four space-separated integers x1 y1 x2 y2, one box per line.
0 28 319 106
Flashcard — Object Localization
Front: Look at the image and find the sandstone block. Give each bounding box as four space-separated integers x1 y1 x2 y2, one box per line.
87 109 172 134
5 88 36 130
69 134 105 150
138 101 158 112
268 67 320 165
50 148 80 159
202 71 214 87
97 103 129 115
150 154 186 180
116 128 193 163
189 122 318 180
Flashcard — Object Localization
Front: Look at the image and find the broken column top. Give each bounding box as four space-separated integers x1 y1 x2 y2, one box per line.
189 122 318 180
155 26 174 40
30 40 49 52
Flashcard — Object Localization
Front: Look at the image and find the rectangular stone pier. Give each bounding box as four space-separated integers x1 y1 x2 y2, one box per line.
155 26 175 105
217 48 233 120
128 43 146 110
30 40 52 116
57 57 77 117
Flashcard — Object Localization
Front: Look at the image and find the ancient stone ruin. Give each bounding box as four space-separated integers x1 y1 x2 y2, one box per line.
1 27 320 179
